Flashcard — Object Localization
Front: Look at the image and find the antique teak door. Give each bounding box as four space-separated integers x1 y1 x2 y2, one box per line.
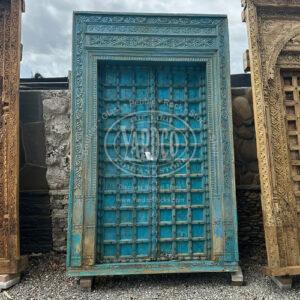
67 12 240 286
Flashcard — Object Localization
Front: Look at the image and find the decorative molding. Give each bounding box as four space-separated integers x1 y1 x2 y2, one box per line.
87 35 217 49
243 0 300 275
0 0 26 275
251 0 300 6
86 24 217 36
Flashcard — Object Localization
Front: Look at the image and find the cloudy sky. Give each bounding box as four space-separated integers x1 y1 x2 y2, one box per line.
21 0 247 78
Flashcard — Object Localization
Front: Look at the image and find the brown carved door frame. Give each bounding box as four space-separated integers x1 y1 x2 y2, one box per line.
0 0 27 281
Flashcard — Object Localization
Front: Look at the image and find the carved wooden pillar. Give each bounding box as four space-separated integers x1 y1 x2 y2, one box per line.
0 0 27 289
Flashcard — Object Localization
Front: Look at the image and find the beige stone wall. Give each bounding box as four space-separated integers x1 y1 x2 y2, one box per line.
232 88 259 188
232 87 265 260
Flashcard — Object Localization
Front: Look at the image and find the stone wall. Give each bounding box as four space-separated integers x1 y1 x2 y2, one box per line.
42 91 71 252
232 88 259 187
20 84 265 258
231 87 265 261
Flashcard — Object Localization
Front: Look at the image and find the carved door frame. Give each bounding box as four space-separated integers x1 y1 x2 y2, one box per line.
67 12 239 277
243 0 300 276
0 0 27 275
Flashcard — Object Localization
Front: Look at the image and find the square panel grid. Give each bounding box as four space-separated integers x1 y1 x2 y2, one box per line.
97 61 209 263
98 62 154 263
155 64 209 260
282 72 300 210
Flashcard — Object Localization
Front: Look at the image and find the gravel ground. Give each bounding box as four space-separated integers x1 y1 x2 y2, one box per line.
1 253 300 300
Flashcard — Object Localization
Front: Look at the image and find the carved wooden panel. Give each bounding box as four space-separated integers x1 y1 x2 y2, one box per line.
243 0 300 276
0 0 26 275
281 71 300 250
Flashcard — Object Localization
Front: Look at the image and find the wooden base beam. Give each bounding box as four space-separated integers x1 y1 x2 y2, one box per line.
231 266 244 286
0 256 28 275
79 277 94 291
264 265 300 277
0 274 20 292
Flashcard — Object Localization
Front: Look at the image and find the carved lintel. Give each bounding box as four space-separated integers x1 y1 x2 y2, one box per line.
244 0 300 274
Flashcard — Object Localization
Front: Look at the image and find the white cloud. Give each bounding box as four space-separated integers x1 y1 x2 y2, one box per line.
21 0 247 77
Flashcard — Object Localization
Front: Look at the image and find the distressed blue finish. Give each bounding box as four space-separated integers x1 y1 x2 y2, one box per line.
97 62 209 262
67 12 239 276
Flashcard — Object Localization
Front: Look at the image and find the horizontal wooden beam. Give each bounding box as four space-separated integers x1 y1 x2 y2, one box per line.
0 256 28 274
264 265 300 277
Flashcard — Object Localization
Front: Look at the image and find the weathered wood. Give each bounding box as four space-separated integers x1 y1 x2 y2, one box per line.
79 277 94 291
67 12 239 282
243 0 300 280
0 274 20 292
264 265 300 277
231 266 244 286
0 0 26 276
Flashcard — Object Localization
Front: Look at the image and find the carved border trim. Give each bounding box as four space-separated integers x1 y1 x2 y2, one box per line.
0 0 24 274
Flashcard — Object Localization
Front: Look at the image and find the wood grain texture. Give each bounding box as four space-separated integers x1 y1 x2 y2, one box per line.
0 0 25 275
243 0 300 273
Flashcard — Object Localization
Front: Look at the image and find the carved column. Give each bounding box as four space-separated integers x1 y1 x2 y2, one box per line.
0 0 27 289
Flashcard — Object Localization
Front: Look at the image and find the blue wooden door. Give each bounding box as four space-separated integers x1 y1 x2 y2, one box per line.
97 61 209 263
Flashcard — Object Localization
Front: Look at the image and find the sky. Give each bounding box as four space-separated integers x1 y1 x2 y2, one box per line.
20 0 248 78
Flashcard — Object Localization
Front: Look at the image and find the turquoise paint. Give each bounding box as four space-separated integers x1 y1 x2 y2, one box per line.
97 62 209 262
68 12 239 277
68 260 238 277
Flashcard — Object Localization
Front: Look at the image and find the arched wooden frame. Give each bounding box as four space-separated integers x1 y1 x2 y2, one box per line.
243 0 300 277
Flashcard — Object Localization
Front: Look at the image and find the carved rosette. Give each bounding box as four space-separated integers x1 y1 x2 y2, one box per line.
0 0 26 275
243 0 300 275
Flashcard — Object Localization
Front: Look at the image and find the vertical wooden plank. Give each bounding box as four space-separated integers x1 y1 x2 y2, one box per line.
208 56 225 261
0 4 8 262
82 55 98 266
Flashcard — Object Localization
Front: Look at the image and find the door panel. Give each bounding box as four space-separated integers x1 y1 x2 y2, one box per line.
97 61 209 263
155 64 209 260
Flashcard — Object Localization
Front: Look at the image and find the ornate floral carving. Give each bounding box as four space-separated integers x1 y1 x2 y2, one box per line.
0 0 25 275
244 0 300 274
86 24 217 36
88 35 216 49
